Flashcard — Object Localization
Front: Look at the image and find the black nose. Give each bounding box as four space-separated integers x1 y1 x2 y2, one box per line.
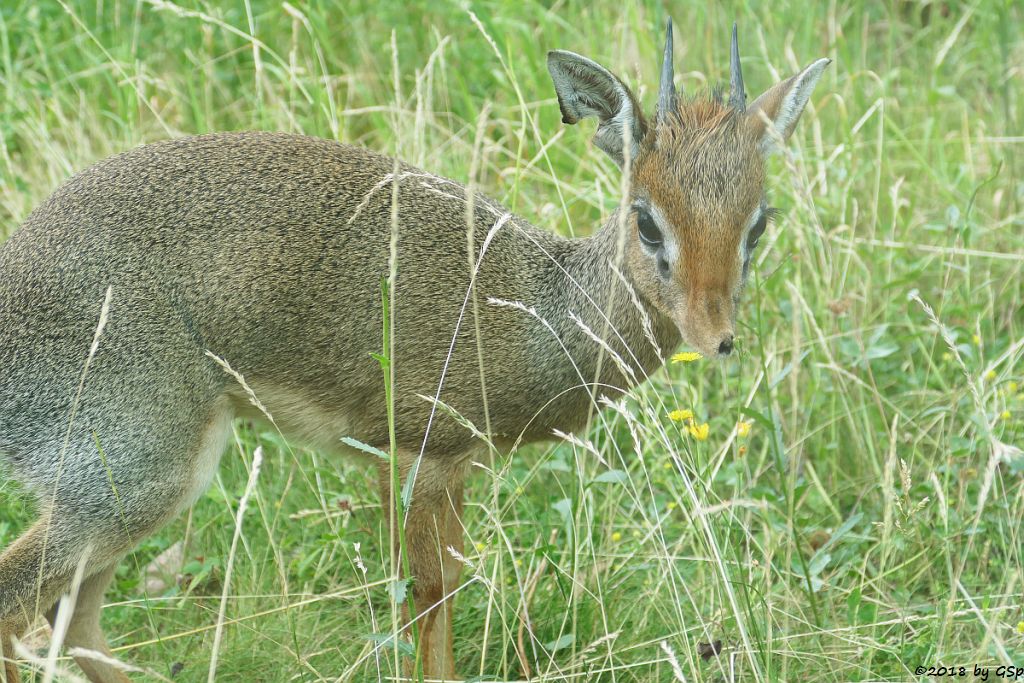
718 336 734 356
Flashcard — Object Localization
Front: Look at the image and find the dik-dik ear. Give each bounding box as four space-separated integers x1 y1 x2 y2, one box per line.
547 50 647 167
746 58 831 155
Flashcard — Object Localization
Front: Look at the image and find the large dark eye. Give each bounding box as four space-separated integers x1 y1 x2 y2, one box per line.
637 208 663 248
746 210 769 251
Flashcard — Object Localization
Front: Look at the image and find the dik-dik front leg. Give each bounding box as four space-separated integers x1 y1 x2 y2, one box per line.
378 457 465 681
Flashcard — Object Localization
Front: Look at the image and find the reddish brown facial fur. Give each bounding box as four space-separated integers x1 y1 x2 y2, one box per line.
629 101 766 356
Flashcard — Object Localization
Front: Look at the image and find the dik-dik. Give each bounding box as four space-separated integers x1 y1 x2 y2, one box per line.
0 21 828 682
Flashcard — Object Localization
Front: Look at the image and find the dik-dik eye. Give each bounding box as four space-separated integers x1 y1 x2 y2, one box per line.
636 208 663 248
746 209 773 251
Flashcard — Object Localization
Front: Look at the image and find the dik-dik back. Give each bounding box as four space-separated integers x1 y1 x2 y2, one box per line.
0 133 585 470
1 21 828 682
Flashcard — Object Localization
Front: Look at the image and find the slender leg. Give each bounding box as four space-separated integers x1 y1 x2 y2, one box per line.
1 515 76 683
1 627 20 683
379 458 466 681
45 564 130 683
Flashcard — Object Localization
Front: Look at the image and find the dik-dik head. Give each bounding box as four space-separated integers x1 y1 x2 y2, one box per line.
548 21 829 358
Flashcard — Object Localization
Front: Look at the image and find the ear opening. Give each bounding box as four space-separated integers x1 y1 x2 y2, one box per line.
747 57 831 155
547 50 647 167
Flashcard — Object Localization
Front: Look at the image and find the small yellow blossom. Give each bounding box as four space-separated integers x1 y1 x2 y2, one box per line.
663 461 673 470
1009 381 1019 393
475 542 485 552
514 486 524 496
1001 410 1011 421
1017 621 1024 635
687 422 710 440
985 370 997 381
632 529 641 538
669 408 694 422
972 334 982 346
671 351 703 363
666 501 677 511
611 531 622 542
942 352 952 362
736 421 752 438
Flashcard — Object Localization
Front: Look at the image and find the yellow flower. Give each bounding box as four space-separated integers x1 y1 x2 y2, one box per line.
985 370 997 381
632 529 641 538
1009 381 1019 393
941 352 952 362
1017 621 1024 635
736 421 752 438
669 408 694 422
1001 410 1011 421
671 351 703 363
611 531 622 543
666 501 677 511
662 461 673 470
475 542 485 552
972 334 982 346
687 422 710 440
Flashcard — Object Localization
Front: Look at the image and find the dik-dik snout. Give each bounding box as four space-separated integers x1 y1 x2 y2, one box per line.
680 286 739 359
549 20 829 360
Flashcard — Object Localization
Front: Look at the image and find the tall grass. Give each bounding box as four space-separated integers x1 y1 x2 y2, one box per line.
0 1 1021 681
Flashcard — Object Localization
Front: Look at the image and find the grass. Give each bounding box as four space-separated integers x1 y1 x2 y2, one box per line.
1 0 1022 681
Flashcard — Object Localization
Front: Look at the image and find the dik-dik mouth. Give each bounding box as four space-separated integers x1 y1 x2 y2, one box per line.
674 320 736 359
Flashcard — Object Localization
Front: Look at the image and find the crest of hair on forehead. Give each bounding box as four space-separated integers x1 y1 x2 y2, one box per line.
639 96 765 221
637 20 765 219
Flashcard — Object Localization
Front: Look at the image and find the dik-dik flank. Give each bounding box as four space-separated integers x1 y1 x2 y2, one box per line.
0 21 828 682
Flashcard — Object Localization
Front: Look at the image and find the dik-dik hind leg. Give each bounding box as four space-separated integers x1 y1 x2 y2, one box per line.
0 397 233 682
379 458 466 681
44 564 130 683
0 515 118 683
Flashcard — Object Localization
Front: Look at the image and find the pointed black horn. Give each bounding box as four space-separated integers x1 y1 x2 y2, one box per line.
729 22 746 112
657 17 678 122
